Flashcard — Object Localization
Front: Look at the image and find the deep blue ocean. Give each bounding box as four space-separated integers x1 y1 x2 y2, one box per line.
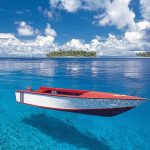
0 58 150 150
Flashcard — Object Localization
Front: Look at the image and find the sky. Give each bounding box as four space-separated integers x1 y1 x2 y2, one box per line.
0 0 150 57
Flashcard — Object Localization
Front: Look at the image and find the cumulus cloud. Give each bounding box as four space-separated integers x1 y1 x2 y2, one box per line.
123 20 150 49
61 0 81 12
124 32 143 43
137 20 150 31
0 20 149 57
0 0 150 57
0 24 57 57
95 34 133 56
44 23 57 37
61 34 147 56
38 6 53 20
50 0 81 12
0 31 149 57
0 33 16 39
140 0 150 21
94 0 136 30
80 0 108 11
49 0 149 31
49 0 150 31
17 21 39 36
63 39 86 50
48 0 150 54
49 0 107 12
49 0 150 34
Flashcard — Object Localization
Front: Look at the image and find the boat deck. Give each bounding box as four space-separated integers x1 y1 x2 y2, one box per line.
17 86 145 100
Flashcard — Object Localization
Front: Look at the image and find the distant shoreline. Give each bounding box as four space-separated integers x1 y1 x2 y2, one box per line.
0 56 150 59
46 56 97 58
46 50 96 57
136 52 150 57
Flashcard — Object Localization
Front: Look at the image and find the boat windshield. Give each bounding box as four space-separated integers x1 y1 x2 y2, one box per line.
42 90 84 96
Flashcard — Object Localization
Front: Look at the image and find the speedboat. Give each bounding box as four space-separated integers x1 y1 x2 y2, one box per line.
15 86 146 117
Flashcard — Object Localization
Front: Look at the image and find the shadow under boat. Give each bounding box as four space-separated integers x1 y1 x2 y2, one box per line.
22 114 110 150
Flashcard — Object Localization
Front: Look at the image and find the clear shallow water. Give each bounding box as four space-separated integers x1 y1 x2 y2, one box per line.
0 57 150 150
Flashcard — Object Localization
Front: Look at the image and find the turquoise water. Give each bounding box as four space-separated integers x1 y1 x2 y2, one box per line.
0 58 150 150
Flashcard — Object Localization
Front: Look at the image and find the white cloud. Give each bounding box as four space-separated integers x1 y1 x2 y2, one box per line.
49 0 107 12
63 39 86 50
124 20 150 46
50 0 81 12
61 35 133 56
137 20 150 31
38 6 53 20
17 21 39 36
0 33 16 39
0 1 150 57
0 24 57 57
49 0 150 33
94 0 136 30
124 32 143 43
140 0 150 21
0 31 149 57
44 23 57 37
80 0 108 11
61 31 150 56
61 0 81 12
93 34 134 56
35 35 55 46
49 0 147 33
49 0 150 35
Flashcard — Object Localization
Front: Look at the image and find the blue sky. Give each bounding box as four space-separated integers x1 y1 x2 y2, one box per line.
0 0 150 57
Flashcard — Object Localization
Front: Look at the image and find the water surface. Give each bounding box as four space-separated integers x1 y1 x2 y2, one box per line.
0 58 150 150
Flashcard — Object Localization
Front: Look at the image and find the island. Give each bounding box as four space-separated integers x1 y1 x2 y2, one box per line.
46 50 96 57
136 51 150 57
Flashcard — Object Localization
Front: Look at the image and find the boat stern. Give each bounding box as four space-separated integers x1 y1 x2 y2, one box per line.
15 91 26 103
16 91 21 102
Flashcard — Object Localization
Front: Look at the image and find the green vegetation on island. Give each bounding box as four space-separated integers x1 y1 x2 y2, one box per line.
46 50 96 57
136 51 150 57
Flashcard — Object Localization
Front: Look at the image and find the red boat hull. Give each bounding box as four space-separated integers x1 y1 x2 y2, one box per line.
59 106 135 116
20 101 135 116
